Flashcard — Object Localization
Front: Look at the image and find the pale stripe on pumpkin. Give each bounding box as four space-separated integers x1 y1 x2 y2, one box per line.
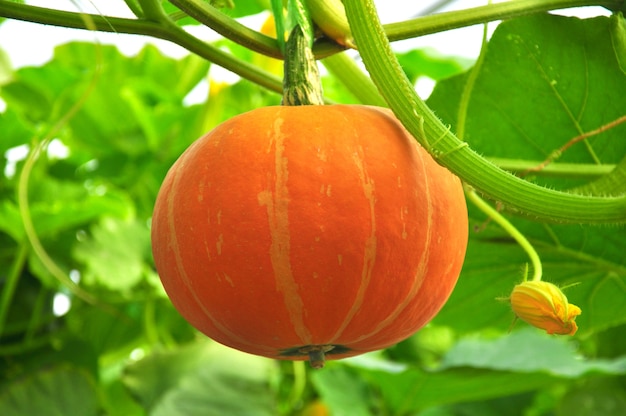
165 160 265 351
258 117 312 345
329 145 378 343
349 144 434 344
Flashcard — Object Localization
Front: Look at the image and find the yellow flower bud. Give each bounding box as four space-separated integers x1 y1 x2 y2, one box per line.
510 281 581 335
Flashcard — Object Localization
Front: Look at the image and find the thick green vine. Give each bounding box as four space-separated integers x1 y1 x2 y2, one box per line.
342 0 626 223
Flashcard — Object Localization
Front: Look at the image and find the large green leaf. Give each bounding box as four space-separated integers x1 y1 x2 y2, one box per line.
427 13 626 189
311 365 373 416
59 43 209 155
359 365 559 414
426 13 626 337
162 0 267 24
610 12 626 74
0 46 12 85
0 110 36 155
0 365 99 416
440 328 626 377
65 303 145 356
123 340 279 415
123 340 212 410
214 0 266 18
1 42 209 156
0 179 131 242
397 48 473 83
72 217 152 291
433 214 626 336
558 377 626 416
0 41 211 219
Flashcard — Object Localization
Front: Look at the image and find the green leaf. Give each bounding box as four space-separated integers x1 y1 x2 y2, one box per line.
0 46 12 85
610 13 626 74
425 13 626 336
431 234 527 333
0 365 99 416
396 48 473 83
72 217 151 291
123 340 210 410
0 110 34 154
210 0 234 9
195 76 281 133
311 365 374 416
1 65 72 122
219 0 266 18
440 328 626 377
163 0 266 24
66 304 144 356
63 45 205 155
558 377 626 416
433 213 626 335
573 153 626 196
427 14 626 189
123 340 279 415
361 365 558 413
2 42 209 159
0 179 132 242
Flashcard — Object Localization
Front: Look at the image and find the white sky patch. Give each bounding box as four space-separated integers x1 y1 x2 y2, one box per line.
4 144 29 178
130 347 146 361
415 76 437 100
4 139 70 177
47 138 70 159
53 292 71 316
183 78 209 106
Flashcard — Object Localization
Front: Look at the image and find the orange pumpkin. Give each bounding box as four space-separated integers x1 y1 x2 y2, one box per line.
151 105 468 367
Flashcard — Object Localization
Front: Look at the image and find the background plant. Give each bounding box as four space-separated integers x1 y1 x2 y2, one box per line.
0 0 625 415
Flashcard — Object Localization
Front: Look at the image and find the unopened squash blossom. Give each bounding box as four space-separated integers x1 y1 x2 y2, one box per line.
466 189 582 336
510 281 581 335
307 0 355 48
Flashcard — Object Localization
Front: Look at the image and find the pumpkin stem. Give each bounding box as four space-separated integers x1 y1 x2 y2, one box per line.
282 2 324 106
299 345 335 369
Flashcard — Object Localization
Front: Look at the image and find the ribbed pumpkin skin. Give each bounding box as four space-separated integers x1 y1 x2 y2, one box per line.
151 105 468 361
